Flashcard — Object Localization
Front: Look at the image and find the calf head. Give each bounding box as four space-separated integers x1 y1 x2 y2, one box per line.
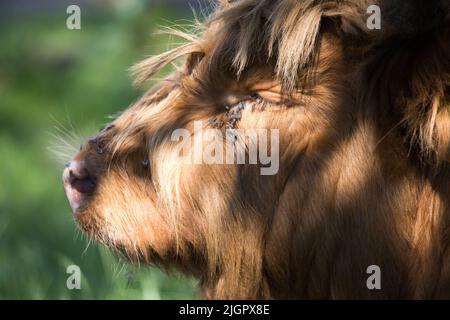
63 0 450 298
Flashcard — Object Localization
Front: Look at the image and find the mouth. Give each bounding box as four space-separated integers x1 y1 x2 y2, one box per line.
62 161 96 213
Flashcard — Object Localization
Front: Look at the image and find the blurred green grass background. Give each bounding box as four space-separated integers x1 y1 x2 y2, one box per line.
0 0 203 299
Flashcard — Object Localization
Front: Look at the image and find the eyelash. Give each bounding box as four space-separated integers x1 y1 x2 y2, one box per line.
212 93 284 130
248 93 285 110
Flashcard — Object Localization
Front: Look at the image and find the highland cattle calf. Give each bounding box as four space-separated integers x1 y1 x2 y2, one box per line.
63 0 450 299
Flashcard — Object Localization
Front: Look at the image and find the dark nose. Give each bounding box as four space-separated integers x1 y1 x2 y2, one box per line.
63 160 96 212
65 160 96 194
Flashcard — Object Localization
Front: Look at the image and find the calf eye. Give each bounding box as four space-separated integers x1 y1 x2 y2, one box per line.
250 93 262 101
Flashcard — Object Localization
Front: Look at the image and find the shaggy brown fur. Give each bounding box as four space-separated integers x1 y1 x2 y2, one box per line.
65 0 450 299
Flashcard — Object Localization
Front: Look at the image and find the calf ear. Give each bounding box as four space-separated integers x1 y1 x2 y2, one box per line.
391 23 450 163
356 0 450 163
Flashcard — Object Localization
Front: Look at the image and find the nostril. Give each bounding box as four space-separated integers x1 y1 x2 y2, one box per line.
68 161 89 180
63 160 97 212
67 161 96 195
70 176 96 195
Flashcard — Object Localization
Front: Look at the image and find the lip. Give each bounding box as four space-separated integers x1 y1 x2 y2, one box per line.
62 166 95 213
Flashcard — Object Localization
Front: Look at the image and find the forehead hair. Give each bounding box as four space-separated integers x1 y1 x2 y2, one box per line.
132 0 448 91
131 0 370 90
